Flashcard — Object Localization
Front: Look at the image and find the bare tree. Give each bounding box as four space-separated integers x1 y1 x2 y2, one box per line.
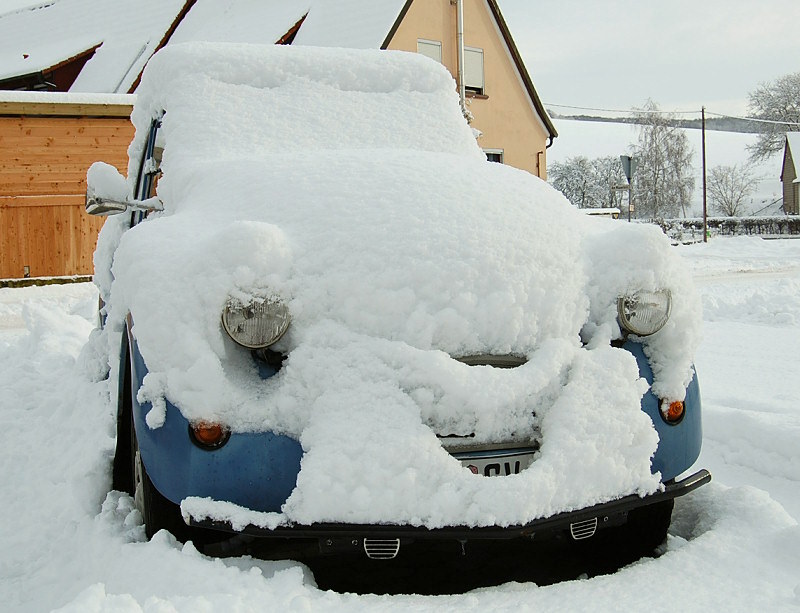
707 164 758 216
747 71 800 162
549 155 625 209
592 156 627 209
631 100 695 219
549 156 597 208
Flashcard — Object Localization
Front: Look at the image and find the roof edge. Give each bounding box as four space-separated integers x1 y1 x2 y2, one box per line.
49 43 103 74
276 12 309 45
0 42 102 89
0 99 133 117
0 90 134 117
127 0 199 93
380 0 415 49
485 0 557 139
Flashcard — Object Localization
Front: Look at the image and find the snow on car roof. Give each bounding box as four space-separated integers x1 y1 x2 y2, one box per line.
126 41 483 179
94 43 701 528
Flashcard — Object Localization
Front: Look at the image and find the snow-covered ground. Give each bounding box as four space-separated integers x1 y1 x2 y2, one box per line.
1 235 799 611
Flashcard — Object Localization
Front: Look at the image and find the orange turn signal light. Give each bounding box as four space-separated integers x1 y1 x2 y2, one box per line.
189 421 230 449
664 401 685 424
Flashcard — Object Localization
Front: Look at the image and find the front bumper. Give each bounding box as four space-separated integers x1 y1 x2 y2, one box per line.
188 468 711 541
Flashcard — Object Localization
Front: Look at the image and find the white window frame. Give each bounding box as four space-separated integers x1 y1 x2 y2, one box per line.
417 39 442 64
483 148 504 164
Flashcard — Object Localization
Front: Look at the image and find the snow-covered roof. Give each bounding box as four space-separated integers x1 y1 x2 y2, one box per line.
0 89 135 116
0 0 555 139
169 1 311 47
0 89 135 106
170 0 408 49
0 0 188 93
290 0 408 48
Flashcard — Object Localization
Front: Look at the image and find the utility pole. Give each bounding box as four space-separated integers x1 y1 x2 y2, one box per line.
620 155 637 222
702 106 708 242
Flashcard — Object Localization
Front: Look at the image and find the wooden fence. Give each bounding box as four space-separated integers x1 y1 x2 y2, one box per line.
0 97 133 279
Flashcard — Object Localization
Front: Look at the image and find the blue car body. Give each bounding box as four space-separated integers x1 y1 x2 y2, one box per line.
127 327 702 515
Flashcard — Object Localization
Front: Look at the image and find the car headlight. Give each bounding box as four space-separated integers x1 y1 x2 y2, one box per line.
617 289 672 336
221 295 290 348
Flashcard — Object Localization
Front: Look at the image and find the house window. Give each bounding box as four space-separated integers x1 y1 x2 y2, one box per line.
484 149 503 164
417 39 442 63
464 46 484 95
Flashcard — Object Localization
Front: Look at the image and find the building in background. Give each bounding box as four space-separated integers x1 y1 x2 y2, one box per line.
780 133 800 215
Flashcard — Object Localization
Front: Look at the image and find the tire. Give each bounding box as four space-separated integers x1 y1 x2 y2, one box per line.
115 340 190 541
131 418 192 541
111 344 134 495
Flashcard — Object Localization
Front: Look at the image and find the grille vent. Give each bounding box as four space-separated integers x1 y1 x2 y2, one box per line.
570 517 598 540
363 538 401 560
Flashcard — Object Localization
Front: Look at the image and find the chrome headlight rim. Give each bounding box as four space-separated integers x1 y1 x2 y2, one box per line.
617 289 672 337
221 294 290 349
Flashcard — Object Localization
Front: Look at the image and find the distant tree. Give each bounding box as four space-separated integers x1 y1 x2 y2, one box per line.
549 156 595 208
747 71 800 162
549 155 626 209
591 156 627 209
707 164 758 217
631 100 695 219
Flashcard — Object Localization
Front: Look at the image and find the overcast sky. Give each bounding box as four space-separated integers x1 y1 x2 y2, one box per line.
498 0 800 117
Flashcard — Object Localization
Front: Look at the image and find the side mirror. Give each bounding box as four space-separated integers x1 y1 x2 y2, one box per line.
85 161 163 216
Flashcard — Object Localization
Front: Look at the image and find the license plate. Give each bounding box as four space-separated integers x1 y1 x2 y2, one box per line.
455 449 536 477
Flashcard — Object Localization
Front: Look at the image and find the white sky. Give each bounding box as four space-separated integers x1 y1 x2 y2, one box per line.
498 0 800 117
0 0 38 14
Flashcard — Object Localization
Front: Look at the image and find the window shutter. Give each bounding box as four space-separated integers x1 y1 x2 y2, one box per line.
417 39 442 63
464 47 484 93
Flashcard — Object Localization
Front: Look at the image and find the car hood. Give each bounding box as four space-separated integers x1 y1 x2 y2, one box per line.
93 152 703 527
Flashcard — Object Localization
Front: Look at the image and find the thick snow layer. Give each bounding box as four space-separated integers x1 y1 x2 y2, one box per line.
0 0 186 92
0 89 135 106
84 43 702 527
291 0 407 49
170 0 408 49
1 237 799 610
169 0 312 47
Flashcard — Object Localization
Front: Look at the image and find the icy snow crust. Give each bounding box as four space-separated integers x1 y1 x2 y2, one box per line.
94 43 701 528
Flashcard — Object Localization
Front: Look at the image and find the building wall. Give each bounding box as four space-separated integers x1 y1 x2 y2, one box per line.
0 103 133 278
783 147 798 215
387 0 550 178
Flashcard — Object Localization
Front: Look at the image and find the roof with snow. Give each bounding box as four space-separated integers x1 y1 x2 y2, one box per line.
170 1 409 49
0 0 193 93
0 0 411 93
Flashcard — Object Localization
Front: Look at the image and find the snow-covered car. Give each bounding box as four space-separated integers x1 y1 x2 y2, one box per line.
85 42 709 559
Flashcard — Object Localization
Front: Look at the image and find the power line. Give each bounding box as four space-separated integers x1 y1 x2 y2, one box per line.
704 110 800 127
545 102 800 127
545 102 700 115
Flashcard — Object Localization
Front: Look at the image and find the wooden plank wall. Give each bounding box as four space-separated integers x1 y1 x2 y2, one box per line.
0 110 133 279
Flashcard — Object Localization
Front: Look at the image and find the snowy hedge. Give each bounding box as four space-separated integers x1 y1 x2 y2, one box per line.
654 216 800 242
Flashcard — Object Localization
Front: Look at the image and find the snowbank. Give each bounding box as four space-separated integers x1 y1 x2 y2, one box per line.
1 236 799 610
